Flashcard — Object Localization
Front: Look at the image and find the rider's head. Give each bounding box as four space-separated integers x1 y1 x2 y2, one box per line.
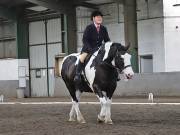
91 10 103 25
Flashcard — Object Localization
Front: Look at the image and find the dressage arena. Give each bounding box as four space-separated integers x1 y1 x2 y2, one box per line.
0 97 180 135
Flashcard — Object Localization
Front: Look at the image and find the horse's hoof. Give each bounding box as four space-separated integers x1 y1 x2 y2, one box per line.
77 118 86 124
78 120 86 124
97 118 104 123
97 115 105 123
105 120 113 125
68 118 76 122
81 120 86 124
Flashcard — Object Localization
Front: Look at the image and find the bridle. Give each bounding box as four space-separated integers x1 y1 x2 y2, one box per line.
103 60 131 74
114 51 132 73
122 65 132 70
116 64 132 74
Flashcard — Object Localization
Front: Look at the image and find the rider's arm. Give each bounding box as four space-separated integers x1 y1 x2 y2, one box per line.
103 26 110 42
82 26 93 51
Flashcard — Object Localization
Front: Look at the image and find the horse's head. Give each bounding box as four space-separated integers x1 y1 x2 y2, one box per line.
103 42 134 80
114 43 134 79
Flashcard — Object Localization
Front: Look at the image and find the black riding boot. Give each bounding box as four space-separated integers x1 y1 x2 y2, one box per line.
74 60 84 83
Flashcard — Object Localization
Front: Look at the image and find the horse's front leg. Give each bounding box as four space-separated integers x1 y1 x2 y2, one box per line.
104 98 113 124
97 97 106 123
93 84 107 123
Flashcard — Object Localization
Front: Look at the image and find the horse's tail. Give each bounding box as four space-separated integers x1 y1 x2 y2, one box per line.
59 56 66 77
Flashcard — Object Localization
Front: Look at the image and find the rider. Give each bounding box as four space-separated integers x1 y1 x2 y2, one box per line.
74 10 110 82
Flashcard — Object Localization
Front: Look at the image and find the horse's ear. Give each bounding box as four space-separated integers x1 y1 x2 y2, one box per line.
119 42 130 51
125 42 130 51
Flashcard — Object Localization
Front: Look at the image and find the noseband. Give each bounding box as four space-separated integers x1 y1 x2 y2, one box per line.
103 60 131 74
116 64 132 74
122 65 131 70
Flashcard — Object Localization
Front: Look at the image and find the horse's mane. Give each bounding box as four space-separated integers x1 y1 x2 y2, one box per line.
90 43 114 69
89 44 105 68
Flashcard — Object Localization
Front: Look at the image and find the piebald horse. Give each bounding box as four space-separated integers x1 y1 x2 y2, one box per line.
60 42 134 124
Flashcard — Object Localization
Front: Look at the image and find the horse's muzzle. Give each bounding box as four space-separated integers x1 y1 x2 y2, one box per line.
126 73 133 79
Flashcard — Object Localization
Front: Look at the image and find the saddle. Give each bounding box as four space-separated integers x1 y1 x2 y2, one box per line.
84 53 93 66
75 53 93 92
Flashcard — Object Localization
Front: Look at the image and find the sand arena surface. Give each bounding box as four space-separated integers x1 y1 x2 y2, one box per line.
0 97 180 135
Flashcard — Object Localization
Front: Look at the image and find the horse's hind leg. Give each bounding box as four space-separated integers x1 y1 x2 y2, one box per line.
69 100 86 123
69 99 76 122
65 84 77 122
66 83 86 123
73 100 86 123
69 91 83 122
74 90 86 123
69 90 82 122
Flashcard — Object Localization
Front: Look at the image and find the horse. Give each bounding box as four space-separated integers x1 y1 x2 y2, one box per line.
60 41 134 124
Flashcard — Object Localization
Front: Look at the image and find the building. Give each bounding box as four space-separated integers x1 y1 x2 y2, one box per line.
0 0 180 97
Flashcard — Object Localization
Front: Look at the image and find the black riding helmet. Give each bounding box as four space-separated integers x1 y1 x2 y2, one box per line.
91 10 103 20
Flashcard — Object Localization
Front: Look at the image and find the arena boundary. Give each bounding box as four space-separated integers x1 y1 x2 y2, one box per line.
0 102 180 105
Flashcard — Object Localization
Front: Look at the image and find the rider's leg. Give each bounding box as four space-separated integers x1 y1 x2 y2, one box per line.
74 52 88 82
